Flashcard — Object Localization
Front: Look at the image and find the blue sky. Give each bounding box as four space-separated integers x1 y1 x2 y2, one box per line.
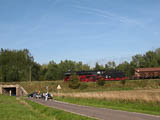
0 0 160 66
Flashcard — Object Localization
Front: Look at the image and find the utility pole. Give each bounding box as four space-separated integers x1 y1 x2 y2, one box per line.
46 86 48 93
29 65 32 82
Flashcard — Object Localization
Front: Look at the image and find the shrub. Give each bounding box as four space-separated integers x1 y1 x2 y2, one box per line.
120 79 126 85
79 83 88 90
157 80 160 86
96 78 105 86
68 74 80 89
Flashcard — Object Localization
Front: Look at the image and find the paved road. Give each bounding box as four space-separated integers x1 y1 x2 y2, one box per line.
29 98 160 120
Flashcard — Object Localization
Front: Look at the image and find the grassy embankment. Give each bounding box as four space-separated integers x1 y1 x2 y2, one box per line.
1 79 160 93
0 95 95 120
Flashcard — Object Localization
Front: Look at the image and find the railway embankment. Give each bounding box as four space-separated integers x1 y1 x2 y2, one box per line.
1 79 160 93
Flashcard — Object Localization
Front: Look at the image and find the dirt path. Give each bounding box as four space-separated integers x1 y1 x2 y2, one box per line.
28 98 160 120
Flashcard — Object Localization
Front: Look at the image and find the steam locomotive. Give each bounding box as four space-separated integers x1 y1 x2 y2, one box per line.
64 70 127 82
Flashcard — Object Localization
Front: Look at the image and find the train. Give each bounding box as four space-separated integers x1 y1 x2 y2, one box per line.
64 70 127 82
134 67 160 79
64 67 160 82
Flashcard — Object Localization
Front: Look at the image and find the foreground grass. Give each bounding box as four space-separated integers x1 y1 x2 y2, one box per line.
55 96 160 116
0 95 95 120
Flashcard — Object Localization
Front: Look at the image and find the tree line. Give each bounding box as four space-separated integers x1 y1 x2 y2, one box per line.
0 48 160 82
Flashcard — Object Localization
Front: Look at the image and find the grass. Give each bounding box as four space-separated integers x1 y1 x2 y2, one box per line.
53 88 160 116
1 80 160 118
55 96 160 116
0 95 95 120
54 89 160 103
1 79 160 93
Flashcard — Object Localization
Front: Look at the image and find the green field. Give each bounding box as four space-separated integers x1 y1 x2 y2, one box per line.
0 95 95 120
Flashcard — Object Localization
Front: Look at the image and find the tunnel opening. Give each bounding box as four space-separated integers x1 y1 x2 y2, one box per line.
0 85 28 96
2 87 16 96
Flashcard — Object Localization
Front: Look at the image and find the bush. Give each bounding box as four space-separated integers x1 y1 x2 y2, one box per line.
157 80 160 86
120 79 126 85
79 83 88 90
96 78 105 86
68 74 80 89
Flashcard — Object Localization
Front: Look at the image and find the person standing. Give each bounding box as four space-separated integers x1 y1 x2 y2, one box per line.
9 90 12 96
45 92 48 101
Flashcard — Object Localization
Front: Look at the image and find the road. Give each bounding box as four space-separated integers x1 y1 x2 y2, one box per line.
29 98 160 120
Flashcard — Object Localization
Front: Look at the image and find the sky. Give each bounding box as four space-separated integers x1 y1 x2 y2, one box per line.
0 0 160 66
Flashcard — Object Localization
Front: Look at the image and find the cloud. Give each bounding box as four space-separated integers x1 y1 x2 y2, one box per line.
72 5 141 25
78 22 109 25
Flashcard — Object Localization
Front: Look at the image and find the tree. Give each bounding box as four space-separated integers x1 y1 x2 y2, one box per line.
132 54 145 68
31 62 41 81
144 51 158 67
105 61 116 70
82 64 90 71
45 61 59 80
39 64 48 81
116 61 131 77
155 48 160 66
68 74 80 89
0 49 34 82
94 62 104 70
75 61 83 71
58 60 76 80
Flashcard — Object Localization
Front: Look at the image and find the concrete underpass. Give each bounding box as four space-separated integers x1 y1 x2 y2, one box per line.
0 85 28 96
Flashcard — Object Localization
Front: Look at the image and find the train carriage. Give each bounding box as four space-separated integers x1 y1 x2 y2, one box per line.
134 67 160 79
64 70 127 82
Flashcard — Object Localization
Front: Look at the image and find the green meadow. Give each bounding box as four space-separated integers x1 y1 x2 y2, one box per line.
0 95 95 120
